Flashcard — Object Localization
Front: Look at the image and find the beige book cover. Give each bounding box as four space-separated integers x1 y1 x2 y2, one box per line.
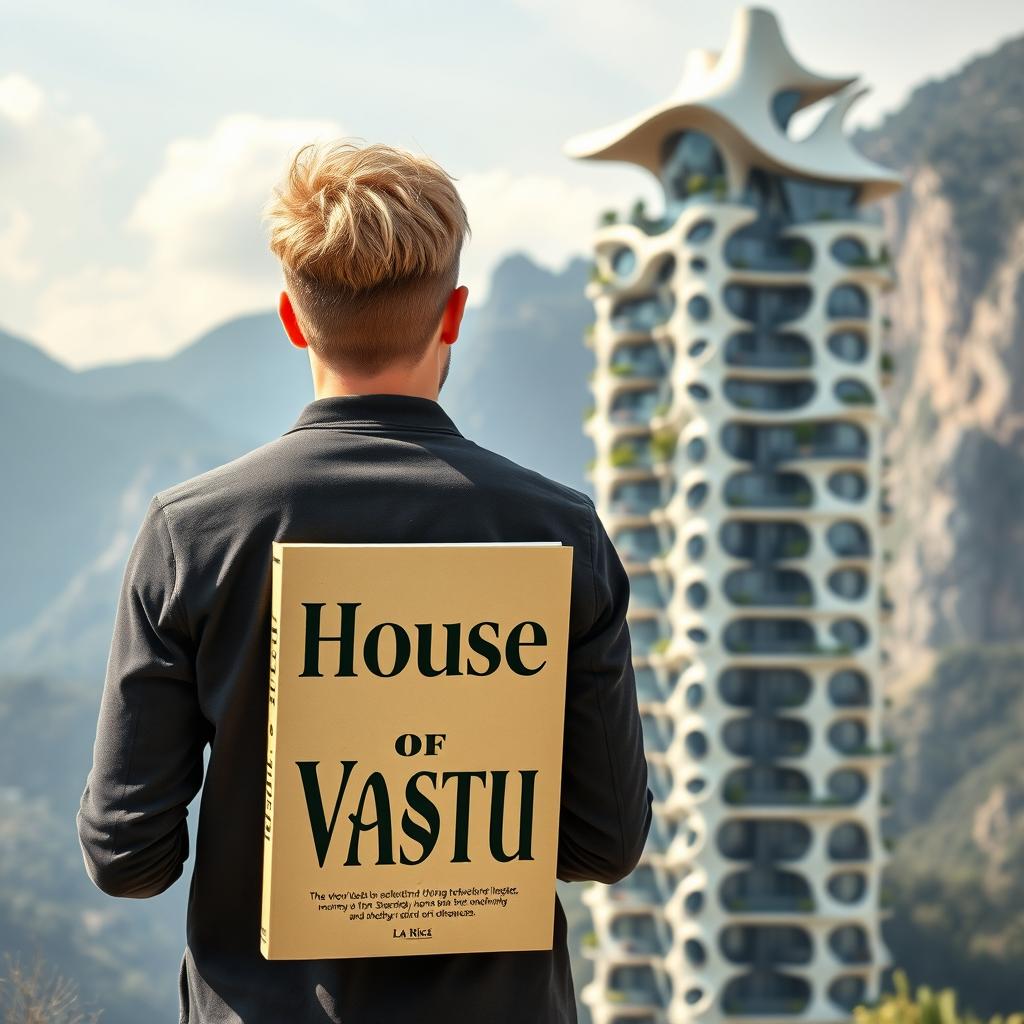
260 541 573 960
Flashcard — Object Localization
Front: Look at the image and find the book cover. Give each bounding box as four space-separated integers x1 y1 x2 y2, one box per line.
260 541 573 960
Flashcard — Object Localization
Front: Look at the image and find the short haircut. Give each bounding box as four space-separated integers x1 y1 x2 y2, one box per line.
265 139 471 375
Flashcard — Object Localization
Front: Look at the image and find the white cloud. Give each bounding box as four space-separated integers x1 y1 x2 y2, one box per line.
21 101 631 367
129 114 339 277
0 208 37 283
33 114 341 367
0 73 103 297
0 74 44 124
457 170 631 304
32 112 630 366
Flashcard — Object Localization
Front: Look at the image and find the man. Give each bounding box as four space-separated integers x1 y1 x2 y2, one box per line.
77 139 652 1024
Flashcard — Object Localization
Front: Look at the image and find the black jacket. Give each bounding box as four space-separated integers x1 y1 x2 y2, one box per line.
77 392 652 1024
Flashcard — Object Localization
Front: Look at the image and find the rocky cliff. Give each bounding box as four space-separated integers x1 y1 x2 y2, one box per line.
857 34 1024 683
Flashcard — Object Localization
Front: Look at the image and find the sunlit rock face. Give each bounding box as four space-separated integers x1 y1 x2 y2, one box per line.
849 27 1024 689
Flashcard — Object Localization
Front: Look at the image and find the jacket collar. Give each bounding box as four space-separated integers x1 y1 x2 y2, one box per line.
285 392 463 438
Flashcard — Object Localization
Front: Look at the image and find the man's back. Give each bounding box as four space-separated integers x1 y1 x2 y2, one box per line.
78 392 652 1024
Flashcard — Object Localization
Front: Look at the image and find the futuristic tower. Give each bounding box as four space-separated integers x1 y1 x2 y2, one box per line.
565 8 901 1023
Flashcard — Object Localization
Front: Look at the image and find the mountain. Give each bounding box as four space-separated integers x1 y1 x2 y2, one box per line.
0 252 595 678
850 31 1024 1014
883 645 1024 1016
441 252 594 489
0 249 598 1023
5 31 1024 1024
0 326 81 393
0 672 189 1024
855 33 1024 683
0 370 240 649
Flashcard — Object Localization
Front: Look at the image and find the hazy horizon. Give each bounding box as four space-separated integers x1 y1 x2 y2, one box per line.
2 0 1022 369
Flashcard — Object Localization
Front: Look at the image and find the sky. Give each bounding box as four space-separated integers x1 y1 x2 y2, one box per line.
1 0 1021 369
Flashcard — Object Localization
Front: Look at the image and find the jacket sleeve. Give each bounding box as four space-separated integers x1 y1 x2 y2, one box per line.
77 495 208 898
556 497 652 884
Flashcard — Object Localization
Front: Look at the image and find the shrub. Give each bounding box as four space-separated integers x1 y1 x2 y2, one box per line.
853 970 1024 1024
0 953 100 1024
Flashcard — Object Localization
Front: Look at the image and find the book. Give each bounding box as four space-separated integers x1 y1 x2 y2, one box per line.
260 541 573 960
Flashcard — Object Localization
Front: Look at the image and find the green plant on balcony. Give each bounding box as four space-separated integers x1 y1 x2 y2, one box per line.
599 209 619 227
792 239 813 269
630 197 648 226
652 401 670 418
834 642 853 656
650 637 670 655
609 444 638 468
878 243 892 267
814 209 836 221
582 931 598 949
724 780 747 804
589 263 611 286
796 897 815 912
881 314 893 330
733 394 755 408
782 538 810 557
732 639 751 653
793 421 815 445
732 591 753 606
732 256 750 269
839 390 875 406
583 405 596 422
608 362 635 377
651 428 678 462
883 836 896 852
881 351 896 374
729 494 748 507
585 458 596 473
786 1000 806 1013
794 592 813 606
794 488 814 506
686 172 709 196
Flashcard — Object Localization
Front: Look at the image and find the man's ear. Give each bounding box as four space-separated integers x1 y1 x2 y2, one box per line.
279 291 308 350
439 285 470 345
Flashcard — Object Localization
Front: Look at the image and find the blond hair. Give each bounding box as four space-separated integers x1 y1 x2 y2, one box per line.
264 139 471 374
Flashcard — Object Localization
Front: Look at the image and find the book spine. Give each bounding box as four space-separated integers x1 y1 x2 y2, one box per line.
259 545 284 959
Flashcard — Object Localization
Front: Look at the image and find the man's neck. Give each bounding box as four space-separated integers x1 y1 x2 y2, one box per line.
310 361 439 403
